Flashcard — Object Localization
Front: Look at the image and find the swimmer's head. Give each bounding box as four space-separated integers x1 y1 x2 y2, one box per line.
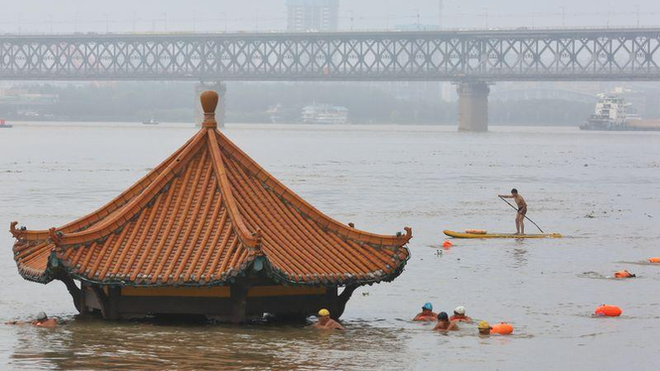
511 188 518 195
478 321 491 335
437 312 449 322
317 309 330 324
454 306 466 315
36 312 48 322
422 302 433 312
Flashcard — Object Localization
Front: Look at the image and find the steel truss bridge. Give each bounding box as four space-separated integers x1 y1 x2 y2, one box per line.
1 28 660 81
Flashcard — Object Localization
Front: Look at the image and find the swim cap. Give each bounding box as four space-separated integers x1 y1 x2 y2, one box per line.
478 320 490 329
36 312 48 321
318 309 330 316
422 302 433 311
454 306 466 315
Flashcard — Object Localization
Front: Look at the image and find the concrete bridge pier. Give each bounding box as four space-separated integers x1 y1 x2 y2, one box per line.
195 82 226 128
457 81 490 132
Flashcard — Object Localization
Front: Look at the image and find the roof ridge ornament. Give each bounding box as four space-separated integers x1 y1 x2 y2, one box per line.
250 229 264 256
9 221 30 240
201 90 219 129
48 227 63 245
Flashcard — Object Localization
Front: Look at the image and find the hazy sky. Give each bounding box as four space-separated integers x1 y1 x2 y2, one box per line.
1 0 659 34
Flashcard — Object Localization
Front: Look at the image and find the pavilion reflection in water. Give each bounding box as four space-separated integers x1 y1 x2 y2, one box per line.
10 91 412 323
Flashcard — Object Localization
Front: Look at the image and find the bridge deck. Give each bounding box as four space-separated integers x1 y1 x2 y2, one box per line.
1 28 659 81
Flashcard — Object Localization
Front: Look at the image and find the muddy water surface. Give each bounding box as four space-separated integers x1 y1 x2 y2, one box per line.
1 123 659 370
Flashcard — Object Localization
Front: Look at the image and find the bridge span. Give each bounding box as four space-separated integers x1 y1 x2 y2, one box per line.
2 28 659 130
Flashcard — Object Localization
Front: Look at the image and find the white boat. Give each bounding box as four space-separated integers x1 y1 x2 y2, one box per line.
0 119 12 128
301 104 348 125
580 94 660 131
142 119 159 125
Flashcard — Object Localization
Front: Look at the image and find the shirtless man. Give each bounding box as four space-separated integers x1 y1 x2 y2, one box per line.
5 312 58 328
433 312 459 332
412 302 437 322
499 188 527 235
311 309 345 330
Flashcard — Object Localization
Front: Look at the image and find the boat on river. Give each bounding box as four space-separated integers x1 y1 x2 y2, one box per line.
580 94 660 131
301 104 349 124
444 230 562 239
0 119 12 128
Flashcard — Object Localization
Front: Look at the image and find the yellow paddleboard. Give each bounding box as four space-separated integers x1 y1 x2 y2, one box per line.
443 230 562 239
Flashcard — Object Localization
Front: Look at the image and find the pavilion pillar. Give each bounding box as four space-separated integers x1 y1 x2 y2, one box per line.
325 287 339 319
335 284 358 319
457 81 490 132
107 286 121 321
57 273 83 313
230 281 249 324
195 82 226 128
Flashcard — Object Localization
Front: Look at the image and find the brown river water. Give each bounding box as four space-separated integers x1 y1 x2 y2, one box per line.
1 123 659 370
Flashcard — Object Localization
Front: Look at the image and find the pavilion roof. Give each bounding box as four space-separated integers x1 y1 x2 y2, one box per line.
10 91 411 287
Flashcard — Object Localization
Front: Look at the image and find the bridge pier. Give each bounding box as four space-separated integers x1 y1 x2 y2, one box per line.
457 81 490 132
195 82 226 128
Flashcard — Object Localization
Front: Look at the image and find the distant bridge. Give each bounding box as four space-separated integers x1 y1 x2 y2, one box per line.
1 28 659 82
1 28 659 130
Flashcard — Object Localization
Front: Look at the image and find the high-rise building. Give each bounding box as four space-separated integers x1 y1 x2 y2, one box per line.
286 0 339 32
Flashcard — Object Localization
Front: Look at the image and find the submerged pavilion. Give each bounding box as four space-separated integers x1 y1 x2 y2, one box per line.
10 91 412 322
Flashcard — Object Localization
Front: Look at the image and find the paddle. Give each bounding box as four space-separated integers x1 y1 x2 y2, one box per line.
498 196 545 233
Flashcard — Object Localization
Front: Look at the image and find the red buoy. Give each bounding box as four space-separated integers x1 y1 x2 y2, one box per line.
613 270 634 279
490 322 514 335
594 305 622 317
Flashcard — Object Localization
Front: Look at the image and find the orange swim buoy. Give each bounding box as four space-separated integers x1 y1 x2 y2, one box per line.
649 257 660 263
594 305 622 317
442 240 453 248
613 270 634 279
490 322 514 335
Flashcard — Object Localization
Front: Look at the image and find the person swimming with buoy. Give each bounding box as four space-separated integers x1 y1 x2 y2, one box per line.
477 321 514 335
433 312 459 332
498 188 527 235
450 306 473 322
413 302 437 321
613 270 636 279
477 321 491 335
5 312 58 328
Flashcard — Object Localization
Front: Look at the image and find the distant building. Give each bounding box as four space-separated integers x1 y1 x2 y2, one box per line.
286 0 339 32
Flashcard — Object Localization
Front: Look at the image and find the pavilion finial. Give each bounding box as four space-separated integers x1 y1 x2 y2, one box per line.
201 90 219 129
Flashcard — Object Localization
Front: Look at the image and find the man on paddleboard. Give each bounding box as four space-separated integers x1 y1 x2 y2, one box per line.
498 189 527 235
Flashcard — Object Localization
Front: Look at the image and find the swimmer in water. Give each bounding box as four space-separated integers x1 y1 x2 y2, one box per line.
413 302 437 321
5 312 58 328
311 309 345 330
433 312 459 332
499 188 527 235
449 306 473 323
477 321 491 335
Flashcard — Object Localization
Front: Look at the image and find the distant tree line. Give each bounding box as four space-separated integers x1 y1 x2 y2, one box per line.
0 82 592 125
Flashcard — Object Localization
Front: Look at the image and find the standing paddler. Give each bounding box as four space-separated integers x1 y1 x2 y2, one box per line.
498 189 527 235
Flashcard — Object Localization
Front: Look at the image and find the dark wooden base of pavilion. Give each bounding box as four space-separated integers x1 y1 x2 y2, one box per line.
61 275 356 323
